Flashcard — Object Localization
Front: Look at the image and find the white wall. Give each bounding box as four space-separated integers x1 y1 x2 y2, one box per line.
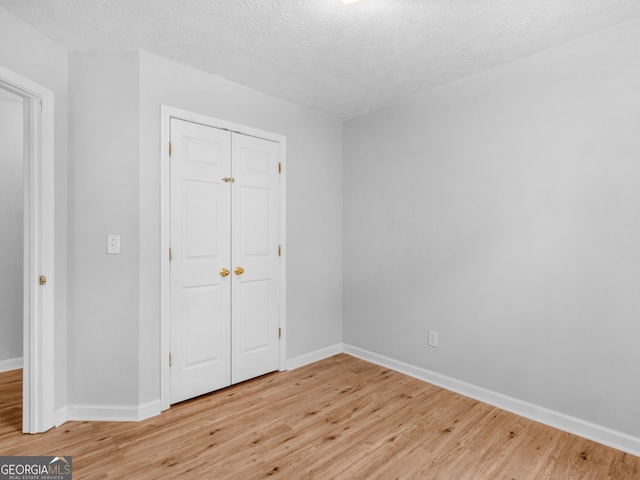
64 49 343 410
67 51 141 407
0 6 68 410
0 90 23 365
344 19 640 439
15 4 637 444
138 51 344 404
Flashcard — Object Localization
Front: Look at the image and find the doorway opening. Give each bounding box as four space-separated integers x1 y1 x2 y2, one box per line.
0 88 24 432
0 66 55 434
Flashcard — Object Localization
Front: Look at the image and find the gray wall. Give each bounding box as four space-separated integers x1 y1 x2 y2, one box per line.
65 50 344 408
0 6 68 410
344 19 640 438
68 51 141 407
6 1 638 443
0 90 23 364
1 4 343 412
137 51 344 405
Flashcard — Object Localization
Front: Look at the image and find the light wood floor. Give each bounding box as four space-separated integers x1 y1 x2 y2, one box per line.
1 354 638 479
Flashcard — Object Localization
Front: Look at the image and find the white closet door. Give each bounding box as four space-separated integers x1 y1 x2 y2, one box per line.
170 119 232 404
231 133 281 384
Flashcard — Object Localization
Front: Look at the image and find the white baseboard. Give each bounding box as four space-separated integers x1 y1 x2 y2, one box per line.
57 343 345 424
67 404 139 422
0 357 22 372
67 400 162 423
343 343 640 458
54 406 68 427
286 343 343 370
137 400 162 421
49 343 640 457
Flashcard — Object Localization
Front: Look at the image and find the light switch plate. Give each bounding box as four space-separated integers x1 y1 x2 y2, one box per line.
428 330 439 348
107 234 120 254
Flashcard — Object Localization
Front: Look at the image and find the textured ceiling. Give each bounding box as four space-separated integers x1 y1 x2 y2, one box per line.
2 0 640 119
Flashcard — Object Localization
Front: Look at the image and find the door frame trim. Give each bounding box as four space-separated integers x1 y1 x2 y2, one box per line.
0 65 55 433
159 106 287 411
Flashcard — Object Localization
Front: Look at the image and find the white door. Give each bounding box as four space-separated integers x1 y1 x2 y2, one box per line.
170 119 232 404
231 133 281 384
170 120 281 404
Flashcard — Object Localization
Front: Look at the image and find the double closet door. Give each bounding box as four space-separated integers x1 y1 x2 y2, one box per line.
169 118 281 405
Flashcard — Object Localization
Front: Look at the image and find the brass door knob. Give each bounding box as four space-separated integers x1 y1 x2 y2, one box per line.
220 268 230 277
234 266 245 276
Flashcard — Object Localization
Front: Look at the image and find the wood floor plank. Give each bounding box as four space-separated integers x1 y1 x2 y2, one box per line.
0 356 638 479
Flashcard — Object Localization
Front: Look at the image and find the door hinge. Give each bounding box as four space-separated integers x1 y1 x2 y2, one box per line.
278 245 282 257
169 142 173 156
169 247 173 262
169 352 172 367
278 327 281 339
278 162 282 174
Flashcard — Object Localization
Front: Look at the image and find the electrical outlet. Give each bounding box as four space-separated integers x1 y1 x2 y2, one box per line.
428 330 439 348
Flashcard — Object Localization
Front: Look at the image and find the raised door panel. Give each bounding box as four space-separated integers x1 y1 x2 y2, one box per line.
170 119 232 404
231 133 281 384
